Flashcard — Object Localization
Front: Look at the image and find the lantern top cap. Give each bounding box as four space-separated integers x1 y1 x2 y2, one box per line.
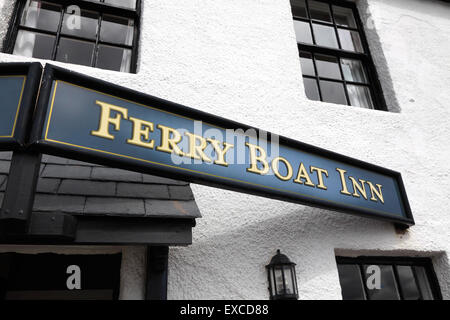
267 249 296 267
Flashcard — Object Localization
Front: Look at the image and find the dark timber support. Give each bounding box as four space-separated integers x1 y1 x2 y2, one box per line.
0 151 42 235
145 246 169 300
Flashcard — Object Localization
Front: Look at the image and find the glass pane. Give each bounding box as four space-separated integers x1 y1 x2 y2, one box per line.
61 9 98 39
290 0 308 18
274 267 284 294
333 6 357 28
97 45 132 73
303 78 320 101
397 266 421 300
337 264 366 300
299 51 315 76
341 59 368 83
56 38 94 67
104 0 136 10
363 265 400 300
347 85 373 109
293 20 313 44
20 0 61 32
315 54 341 79
312 23 338 48
100 15 134 46
319 80 347 105
13 30 55 59
283 266 294 295
269 269 276 297
338 29 364 52
309 0 332 23
414 266 434 300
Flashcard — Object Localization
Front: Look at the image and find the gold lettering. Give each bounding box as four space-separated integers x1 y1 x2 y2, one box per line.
184 132 212 162
271 157 293 181
91 100 128 140
367 181 384 204
349 177 368 200
246 142 269 175
207 139 234 167
336 168 351 195
156 124 184 156
127 117 155 149
310 166 329 190
293 163 315 187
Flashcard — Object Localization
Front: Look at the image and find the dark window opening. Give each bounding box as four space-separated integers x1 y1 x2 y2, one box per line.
4 0 140 73
0 253 122 300
336 256 443 300
290 0 387 110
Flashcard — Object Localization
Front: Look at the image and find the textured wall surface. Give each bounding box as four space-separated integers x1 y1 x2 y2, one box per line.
0 0 449 300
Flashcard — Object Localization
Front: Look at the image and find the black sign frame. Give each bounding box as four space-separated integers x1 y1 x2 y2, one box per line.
0 63 42 151
30 64 415 228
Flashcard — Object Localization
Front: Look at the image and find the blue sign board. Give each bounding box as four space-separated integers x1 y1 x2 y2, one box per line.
32 65 414 226
0 63 42 150
0 76 26 139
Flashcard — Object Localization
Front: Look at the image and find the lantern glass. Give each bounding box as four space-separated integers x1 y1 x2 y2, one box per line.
283 265 294 294
274 266 284 294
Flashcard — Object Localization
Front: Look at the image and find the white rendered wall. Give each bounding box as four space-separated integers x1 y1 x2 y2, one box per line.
0 0 449 299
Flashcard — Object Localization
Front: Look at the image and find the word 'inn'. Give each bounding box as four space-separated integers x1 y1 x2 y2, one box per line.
91 100 385 204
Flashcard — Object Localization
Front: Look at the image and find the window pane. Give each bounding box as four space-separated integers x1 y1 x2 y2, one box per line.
347 85 373 109
397 266 421 300
104 0 136 10
293 20 313 44
338 29 364 52
56 38 94 67
337 264 366 300
282 266 294 295
303 77 320 101
312 23 338 48
61 9 99 39
100 15 134 46
299 51 315 76
414 266 434 300
290 0 308 18
341 59 368 83
97 45 132 72
274 267 284 294
13 30 55 59
315 54 341 79
20 0 61 32
309 0 332 23
319 80 347 105
363 265 400 300
333 6 357 28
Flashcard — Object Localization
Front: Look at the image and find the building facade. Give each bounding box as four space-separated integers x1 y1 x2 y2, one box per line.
0 0 449 300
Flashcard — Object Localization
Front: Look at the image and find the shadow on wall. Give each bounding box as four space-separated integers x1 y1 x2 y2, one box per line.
356 0 401 113
169 203 393 299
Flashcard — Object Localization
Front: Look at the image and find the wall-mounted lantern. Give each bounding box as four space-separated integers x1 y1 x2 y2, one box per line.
266 249 298 300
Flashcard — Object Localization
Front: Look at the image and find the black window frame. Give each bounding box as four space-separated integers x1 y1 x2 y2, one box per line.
336 256 443 300
292 0 388 111
3 0 141 73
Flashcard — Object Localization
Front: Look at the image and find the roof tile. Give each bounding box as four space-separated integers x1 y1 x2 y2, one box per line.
33 194 85 213
42 165 92 179
91 167 142 182
116 183 170 199
0 161 11 174
142 174 188 185
168 185 194 200
59 179 116 197
37 178 60 194
85 197 145 216
145 199 201 218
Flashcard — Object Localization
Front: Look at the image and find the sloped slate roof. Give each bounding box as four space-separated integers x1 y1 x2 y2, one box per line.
0 152 201 219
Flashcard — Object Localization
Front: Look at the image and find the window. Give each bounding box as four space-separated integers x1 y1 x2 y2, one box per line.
290 0 386 110
336 256 443 300
4 0 140 73
0 253 122 300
